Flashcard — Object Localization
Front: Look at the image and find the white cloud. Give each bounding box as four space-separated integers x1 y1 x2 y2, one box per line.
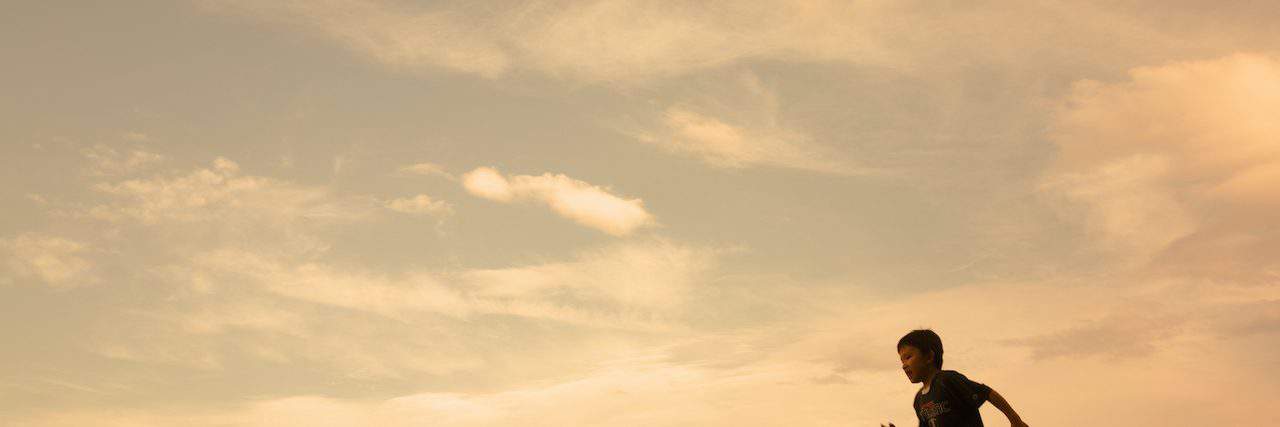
515 174 655 236
459 167 513 202
1043 53 1280 278
461 166 655 236
384 194 453 216
0 233 95 288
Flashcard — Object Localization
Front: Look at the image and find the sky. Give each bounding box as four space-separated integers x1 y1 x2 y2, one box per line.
2 1 1279 425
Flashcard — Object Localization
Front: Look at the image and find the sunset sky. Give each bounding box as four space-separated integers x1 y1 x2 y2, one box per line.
3 1 1279 425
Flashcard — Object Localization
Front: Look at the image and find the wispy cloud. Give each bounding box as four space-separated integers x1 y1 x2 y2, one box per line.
75 237 723 393
398 162 456 181
165 238 715 327
384 194 453 216
640 106 854 174
619 72 868 175
80 143 163 176
0 233 96 288
1042 53 1280 279
180 248 471 319
83 157 373 224
33 156 703 384
461 166 655 236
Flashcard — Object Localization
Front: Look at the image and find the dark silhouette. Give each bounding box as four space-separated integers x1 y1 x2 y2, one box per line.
883 329 1028 427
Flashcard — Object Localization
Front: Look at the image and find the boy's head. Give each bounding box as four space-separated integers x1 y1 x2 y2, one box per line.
896 329 943 383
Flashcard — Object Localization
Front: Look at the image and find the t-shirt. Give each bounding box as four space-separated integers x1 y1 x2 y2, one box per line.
913 370 991 427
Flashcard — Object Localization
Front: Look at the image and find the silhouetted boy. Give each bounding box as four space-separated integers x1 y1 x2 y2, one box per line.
883 329 1028 427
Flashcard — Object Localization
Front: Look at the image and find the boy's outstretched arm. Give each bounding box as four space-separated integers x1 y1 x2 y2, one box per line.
987 388 1028 427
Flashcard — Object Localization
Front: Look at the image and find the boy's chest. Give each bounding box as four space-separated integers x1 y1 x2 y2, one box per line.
914 390 981 427
915 392 955 419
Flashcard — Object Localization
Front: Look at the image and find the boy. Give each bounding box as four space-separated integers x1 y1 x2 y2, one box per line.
883 329 1028 427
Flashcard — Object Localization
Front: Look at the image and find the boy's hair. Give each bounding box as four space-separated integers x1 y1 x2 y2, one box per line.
897 329 944 369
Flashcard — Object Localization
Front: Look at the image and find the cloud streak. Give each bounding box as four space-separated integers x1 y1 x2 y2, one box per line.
201 0 511 78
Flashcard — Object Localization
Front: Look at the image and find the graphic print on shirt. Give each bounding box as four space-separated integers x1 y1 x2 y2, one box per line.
919 399 951 426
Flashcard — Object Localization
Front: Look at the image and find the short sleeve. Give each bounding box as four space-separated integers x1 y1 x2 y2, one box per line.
940 371 991 409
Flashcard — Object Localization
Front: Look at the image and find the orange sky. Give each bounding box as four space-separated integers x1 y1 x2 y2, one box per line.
3 1 1278 425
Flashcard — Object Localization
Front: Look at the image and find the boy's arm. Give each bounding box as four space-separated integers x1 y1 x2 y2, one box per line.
987 388 1028 427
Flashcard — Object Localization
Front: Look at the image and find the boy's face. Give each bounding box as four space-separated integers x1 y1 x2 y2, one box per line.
897 345 933 383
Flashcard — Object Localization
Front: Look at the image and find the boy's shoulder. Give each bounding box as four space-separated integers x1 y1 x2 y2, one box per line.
933 370 979 386
935 369 962 379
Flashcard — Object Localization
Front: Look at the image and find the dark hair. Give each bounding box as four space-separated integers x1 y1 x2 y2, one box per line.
897 329 944 369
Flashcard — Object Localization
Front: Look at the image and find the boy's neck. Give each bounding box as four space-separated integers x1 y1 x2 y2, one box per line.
919 368 941 393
